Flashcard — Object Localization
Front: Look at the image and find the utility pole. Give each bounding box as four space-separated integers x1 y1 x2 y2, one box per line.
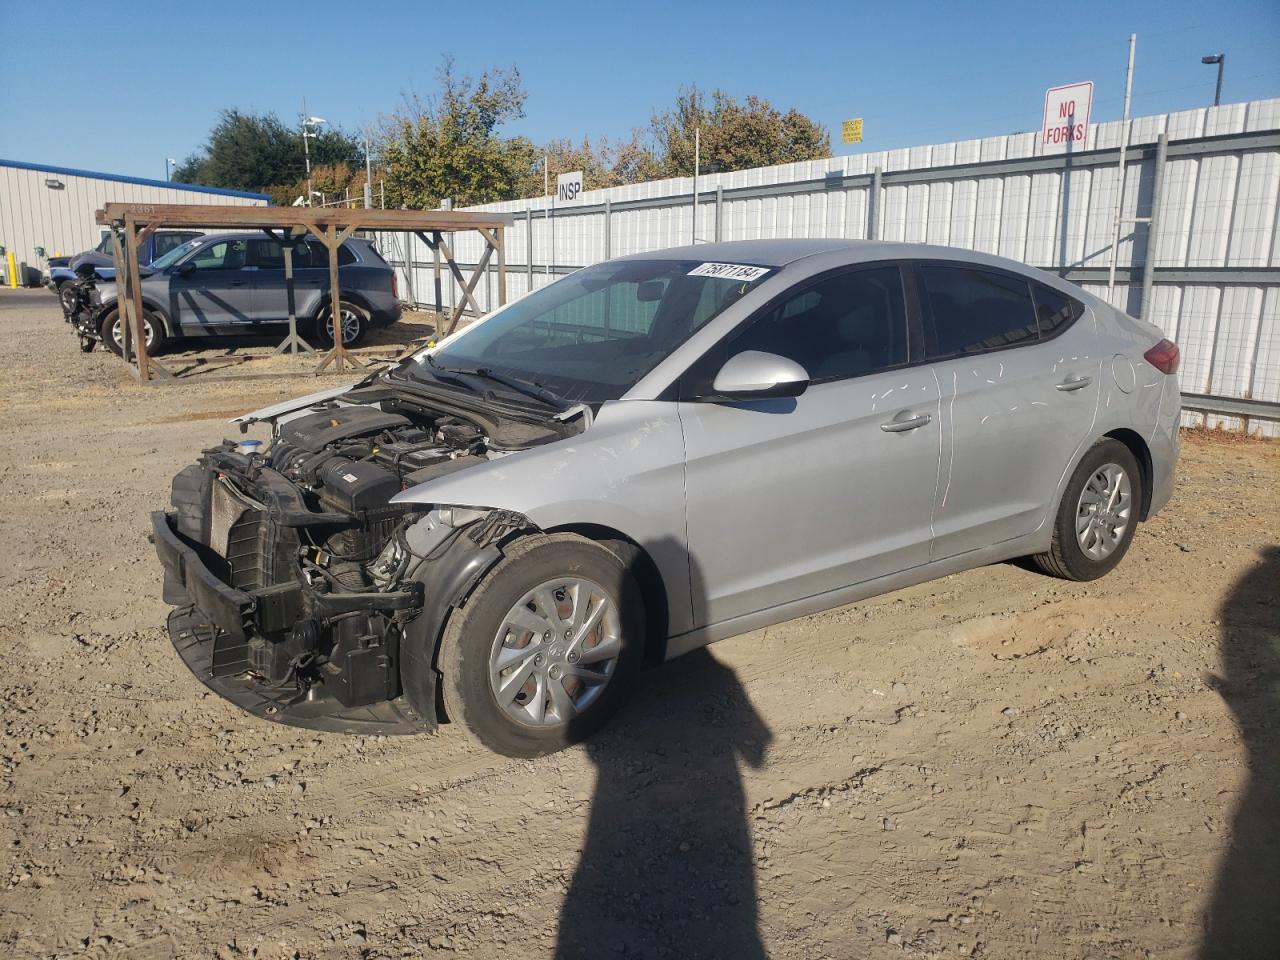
363 134 374 210
545 154 552 277
1201 53 1225 106
301 101 326 208
1107 33 1137 299
692 126 700 245
165 158 176 181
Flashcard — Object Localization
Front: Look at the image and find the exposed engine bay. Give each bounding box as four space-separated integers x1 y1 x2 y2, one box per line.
152 387 582 733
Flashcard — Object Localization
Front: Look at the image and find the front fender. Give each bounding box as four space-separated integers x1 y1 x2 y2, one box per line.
391 399 694 635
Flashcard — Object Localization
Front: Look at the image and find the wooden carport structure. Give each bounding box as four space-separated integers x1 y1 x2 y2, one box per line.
94 203 512 383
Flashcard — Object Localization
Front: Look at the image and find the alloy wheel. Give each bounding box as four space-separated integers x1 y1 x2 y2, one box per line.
1074 463 1132 561
489 576 622 727
324 307 361 346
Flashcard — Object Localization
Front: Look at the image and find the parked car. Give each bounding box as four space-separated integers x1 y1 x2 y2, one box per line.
151 239 1180 756
91 232 400 354
47 230 202 314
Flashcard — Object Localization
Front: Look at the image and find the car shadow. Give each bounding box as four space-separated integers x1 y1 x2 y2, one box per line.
556 543 772 959
1199 545 1280 959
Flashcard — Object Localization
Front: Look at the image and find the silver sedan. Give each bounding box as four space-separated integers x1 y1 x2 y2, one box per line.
157 239 1180 757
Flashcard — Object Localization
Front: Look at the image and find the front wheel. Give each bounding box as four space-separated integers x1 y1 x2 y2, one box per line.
1032 438 1142 581
101 308 166 357
435 534 644 758
58 283 78 317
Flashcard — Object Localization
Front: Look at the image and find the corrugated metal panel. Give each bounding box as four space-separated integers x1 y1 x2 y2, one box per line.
0 163 267 279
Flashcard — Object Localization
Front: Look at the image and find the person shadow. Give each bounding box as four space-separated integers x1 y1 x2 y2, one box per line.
555 645 772 959
1200 544 1280 959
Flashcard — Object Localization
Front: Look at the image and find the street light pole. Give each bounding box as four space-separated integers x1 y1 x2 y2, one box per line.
1201 53 1225 106
301 109 327 207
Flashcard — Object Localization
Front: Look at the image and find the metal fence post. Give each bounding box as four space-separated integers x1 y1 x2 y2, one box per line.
868 166 883 239
604 199 612 260
1139 133 1168 321
715 185 723 242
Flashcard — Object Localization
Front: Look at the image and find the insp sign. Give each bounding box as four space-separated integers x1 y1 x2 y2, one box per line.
557 170 584 203
1041 82 1093 155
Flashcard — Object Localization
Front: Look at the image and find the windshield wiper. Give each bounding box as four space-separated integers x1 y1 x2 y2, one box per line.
426 355 567 410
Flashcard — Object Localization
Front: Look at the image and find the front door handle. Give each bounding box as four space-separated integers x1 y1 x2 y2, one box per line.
880 412 932 433
1056 376 1093 392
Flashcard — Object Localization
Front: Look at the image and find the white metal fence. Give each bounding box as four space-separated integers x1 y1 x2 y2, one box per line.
379 97 1280 435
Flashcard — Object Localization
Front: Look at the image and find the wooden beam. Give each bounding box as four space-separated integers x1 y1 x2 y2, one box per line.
436 235 494 335
97 203 512 233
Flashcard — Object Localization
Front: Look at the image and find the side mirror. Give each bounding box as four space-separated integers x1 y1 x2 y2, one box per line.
176 261 196 276
710 350 810 400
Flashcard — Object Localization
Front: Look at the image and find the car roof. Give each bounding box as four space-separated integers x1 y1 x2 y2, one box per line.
615 238 1066 279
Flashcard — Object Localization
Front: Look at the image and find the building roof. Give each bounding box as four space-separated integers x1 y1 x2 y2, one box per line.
0 158 271 201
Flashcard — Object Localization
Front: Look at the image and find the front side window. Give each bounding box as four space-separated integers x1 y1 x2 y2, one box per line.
719 265 909 383
188 239 246 271
407 259 766 404
921 265 1038 358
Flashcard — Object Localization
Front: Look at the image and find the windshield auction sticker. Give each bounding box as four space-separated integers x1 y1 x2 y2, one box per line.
687 262 771 282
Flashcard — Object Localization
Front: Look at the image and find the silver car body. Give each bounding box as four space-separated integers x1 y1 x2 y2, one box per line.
249 239 1180 659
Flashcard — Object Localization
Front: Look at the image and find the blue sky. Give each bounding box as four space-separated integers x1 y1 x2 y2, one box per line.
1 0 1277 181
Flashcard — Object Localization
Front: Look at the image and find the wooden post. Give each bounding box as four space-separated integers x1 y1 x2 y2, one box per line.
124 215 153 382
315 222 360 374
495 227 507 307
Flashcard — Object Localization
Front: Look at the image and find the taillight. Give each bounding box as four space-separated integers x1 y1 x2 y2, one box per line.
1144 339 1180 375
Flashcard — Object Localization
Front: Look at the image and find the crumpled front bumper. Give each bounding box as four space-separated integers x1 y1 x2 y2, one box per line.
152 511 433 736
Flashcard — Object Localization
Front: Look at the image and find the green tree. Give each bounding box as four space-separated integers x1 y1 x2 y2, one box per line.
379 60 534 209
517 130 661 198
172 109 361 194
651 86 831 177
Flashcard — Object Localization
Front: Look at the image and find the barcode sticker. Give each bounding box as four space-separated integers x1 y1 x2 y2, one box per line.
687 262 771 282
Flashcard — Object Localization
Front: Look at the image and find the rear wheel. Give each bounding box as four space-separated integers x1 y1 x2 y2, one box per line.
316 301 368 347
436 534 643 757
77 335 95 353
101 308 166 357
1033 438 1141 581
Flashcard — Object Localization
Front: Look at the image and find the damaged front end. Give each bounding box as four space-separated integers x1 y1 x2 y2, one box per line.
152 392 565 734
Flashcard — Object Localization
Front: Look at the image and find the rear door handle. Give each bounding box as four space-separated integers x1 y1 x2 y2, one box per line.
1056 376 1093 392
880 412 932 433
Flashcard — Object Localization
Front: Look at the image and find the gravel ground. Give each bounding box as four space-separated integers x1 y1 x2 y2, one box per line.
0 287 1277 960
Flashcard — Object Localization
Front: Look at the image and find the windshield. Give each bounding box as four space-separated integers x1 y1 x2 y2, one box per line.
150 238 202 271
405 258 767 404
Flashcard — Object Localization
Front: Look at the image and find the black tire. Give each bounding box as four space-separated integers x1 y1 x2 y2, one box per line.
78 335 95 353
436 533 644 758
101 307 167 357
1033 438 1142 581
315 301 368 348
58 283 78 317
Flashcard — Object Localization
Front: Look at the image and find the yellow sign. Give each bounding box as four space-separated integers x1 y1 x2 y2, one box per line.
841 118 864 144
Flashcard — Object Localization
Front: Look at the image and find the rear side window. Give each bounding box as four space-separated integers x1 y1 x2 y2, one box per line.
304 240 356 266
1031 282 1084 337
727 265 909 382
247 239 285 269
921 266 1038 358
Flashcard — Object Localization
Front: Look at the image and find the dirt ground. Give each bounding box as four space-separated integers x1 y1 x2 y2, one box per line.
0 287 1276 960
